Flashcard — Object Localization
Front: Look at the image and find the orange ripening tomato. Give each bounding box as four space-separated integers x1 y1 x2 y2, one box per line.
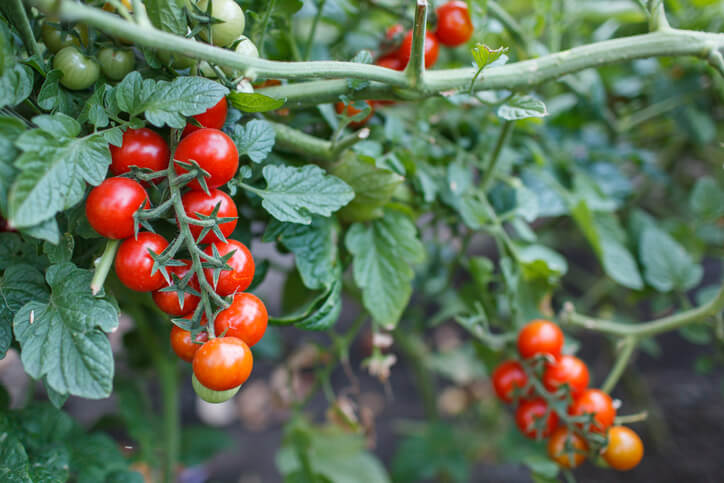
547 426 587 468
603 426 644 471
192 336 253 391
170 322 208 363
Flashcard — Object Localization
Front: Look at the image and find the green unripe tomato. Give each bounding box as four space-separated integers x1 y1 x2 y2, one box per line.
158 49 196 69
192 374 240 403
41 20 88 53
98 48 135 81
197 0 246 47
222 35 259 79
53 46 100 90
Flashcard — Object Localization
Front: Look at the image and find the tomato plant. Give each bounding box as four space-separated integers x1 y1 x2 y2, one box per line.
1 0 722 481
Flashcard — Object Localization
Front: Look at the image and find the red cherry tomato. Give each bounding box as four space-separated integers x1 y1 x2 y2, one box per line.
398 30 440 69
170 322 208 362
203 239 255 296
192 336 253 390
547 426 587 469
182 97 228 137
569 388 616 433
542 354 590 399
335 101 374 128
109 128 170 177
517 319 564 360
435 1 474 47
515 398 558 439
114 232 169 291
174 128 239 191
85 177 148 239
385 24 404 40
180 188 238 243
376 54 404 71
152 260 200 316
214 292 268 347
491 360 528 403
603 426 644 471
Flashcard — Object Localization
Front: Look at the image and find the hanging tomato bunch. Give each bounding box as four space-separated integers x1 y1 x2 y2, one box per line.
336 1 474 125
492 319 644 471
84 95 267 404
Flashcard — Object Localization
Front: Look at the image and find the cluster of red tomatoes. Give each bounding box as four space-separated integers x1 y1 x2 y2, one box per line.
335 1 474 125
492 320 644 471
85 97 268 403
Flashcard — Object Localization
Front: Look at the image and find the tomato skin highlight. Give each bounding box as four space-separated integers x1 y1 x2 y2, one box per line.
54 46 100 90
547 426 587 469
174 128 239 191
398 30 440 68
542 354 590 399
182 97 228 137
85 177 148 239
491 360 528 403
517 319 565 360
214 292 268 347
435 1 474 47
152 260 201 316
335 101 374 128
170 323 208 362
192 336 253 391
603 426 644 471
110 128 170 177
203 239 255 296
114 232 170 292
180 188 238 243
569 388 616 433
515 398 558 439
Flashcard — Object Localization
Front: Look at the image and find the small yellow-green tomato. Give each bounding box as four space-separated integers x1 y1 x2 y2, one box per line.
53 46 100 90
197 0 245 47
222 35 259 79
198 61 218 78
98 48 135 81
192 374 240 403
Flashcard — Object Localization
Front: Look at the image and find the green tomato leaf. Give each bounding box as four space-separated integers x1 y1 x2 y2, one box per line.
689 177 724 220
270 280 342 331
0 435 31 483
264 217 339 290
639 225 703 292
227 91 285 112
231 119 276 163
497 95 548 121
331 155 404 223
13 263 119 399
0 115 25 216
248 165 354 224
345 209 424 328
115 72 229 128
145 0 188 35
0 264 48 359
471 44 509 70
9 113 110 228
517 244 568 281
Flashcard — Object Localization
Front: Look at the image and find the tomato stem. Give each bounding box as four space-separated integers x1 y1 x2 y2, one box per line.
601 336 637 394
90 238 120 295
479 120 513 192
404 0 428 88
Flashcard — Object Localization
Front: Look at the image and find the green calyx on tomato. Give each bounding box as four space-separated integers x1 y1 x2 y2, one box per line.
197 0 246 48
53 46 100 90
192 373 240 403
98 47 135 81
